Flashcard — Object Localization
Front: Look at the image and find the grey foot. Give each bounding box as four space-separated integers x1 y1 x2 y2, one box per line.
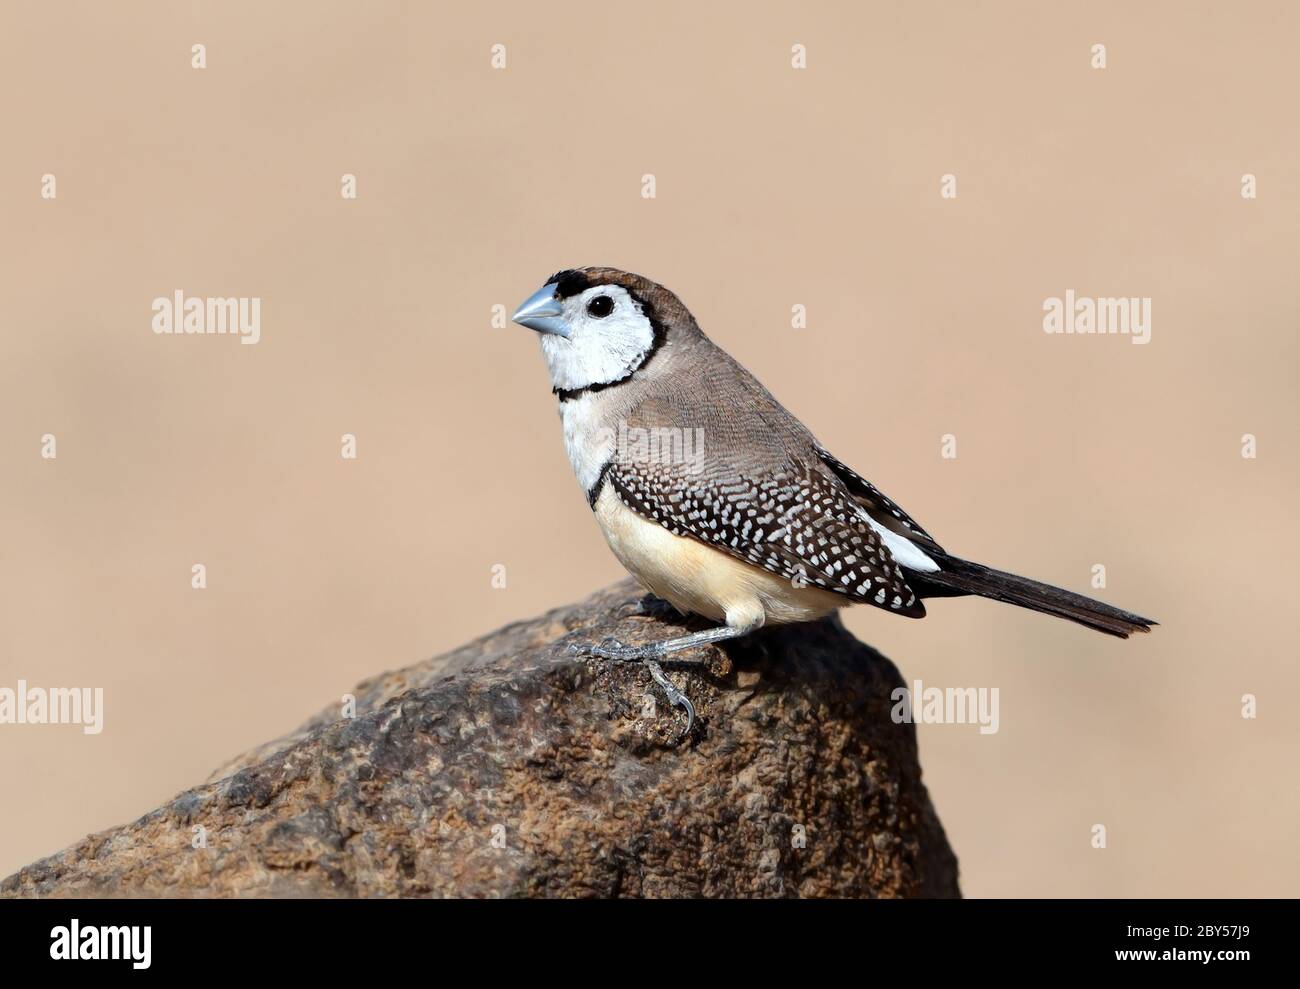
573 637 697 736
572 623 757 738
588 636 667 661
645 659 696 735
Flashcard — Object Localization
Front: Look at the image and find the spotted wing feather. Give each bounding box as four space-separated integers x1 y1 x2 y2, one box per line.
606 455 923 616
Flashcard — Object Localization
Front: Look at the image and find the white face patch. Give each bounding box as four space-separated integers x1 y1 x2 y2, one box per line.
539 285 657 392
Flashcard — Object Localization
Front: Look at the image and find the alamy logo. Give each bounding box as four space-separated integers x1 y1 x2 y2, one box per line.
891 679 1000 735
0 680 103 734
152 290 261 344
50 920 151 969
599 421 706 473
1042 290 1151 345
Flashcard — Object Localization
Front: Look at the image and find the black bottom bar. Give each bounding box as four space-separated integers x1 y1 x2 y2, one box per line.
0 898 1278 975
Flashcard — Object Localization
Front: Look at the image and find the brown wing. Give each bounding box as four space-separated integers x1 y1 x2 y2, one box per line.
604 422 923 617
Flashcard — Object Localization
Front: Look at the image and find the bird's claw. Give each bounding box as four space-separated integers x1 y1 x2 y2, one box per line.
646 659 696 739
575 638 696 740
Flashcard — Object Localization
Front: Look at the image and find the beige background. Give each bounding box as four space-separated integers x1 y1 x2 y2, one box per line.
2 0 1297 896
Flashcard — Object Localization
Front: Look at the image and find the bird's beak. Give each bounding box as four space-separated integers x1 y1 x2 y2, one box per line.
512 282 570 338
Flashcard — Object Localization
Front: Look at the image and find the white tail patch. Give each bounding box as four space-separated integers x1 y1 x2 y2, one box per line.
859 511 939 572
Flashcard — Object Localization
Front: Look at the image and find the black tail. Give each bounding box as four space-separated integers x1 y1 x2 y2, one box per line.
911 555 1157 638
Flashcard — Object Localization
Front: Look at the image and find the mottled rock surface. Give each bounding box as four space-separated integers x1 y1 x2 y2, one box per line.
2 581 959 898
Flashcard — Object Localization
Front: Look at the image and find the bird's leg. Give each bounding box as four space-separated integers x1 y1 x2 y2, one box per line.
581 621 762 735
588 623 754 661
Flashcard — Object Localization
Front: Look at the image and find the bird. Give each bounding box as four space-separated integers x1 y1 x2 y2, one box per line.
512 267 1156 732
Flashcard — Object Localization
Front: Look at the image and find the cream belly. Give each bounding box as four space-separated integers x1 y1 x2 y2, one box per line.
593 484 848 629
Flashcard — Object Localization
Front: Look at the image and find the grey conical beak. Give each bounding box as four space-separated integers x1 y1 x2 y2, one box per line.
512 282 570 338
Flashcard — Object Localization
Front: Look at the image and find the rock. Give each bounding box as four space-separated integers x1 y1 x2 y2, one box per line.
1 581 960 898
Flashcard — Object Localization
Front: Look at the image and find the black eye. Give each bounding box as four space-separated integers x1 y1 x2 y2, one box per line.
586 295 614 318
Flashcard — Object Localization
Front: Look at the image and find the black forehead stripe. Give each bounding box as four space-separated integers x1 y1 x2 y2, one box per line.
550 269 592 299
550 270 655 317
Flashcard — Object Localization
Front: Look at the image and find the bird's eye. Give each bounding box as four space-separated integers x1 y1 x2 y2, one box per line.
586 295 614 318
